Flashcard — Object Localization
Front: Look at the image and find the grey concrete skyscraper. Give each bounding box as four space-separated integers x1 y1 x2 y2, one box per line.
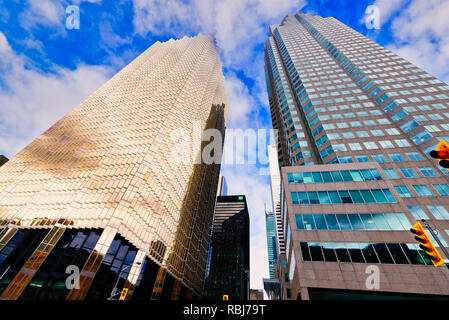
265 12 449 300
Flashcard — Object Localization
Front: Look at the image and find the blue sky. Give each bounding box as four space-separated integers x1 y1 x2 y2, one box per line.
1 0 449 292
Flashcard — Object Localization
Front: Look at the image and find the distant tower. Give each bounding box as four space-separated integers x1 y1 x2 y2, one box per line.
263 145 283 300
264 211 278 279
216 174 228 196
268 145 285 256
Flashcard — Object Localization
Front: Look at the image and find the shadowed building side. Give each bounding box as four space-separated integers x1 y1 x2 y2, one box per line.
204 195 250 300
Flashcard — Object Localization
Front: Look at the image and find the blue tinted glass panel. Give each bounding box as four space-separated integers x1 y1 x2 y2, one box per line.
324 214 340 230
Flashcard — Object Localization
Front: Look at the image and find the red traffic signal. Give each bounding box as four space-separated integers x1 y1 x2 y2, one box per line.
429 150 449 159
119 288 128 300
410 222 444 267
430 139 449 169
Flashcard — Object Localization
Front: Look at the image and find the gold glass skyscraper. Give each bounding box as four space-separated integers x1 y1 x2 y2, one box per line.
0 34 228 300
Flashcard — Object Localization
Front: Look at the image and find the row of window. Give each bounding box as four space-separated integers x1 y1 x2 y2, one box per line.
321 119 393 129
320 139 413 154
300 242 435 265
394 184 449 198
384 166 438 179
295 213 411 231
326 128 401 139
287 169 382 184
291 189 396 205
408 205 449 220
402 103 449 113
326 152 426 165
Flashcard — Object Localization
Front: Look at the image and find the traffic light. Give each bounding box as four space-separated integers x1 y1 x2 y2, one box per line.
223 295 229 300
119 288 128 300
429 139 449 168
410 222 444 267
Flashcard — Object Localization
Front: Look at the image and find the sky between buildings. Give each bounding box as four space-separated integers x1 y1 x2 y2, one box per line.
0 0 449 292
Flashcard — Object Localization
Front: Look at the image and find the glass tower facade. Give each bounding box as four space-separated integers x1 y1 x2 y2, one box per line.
265 12 449 300
263 145 284 299
265 212 277 279
204 195 250 300
0 34 228 300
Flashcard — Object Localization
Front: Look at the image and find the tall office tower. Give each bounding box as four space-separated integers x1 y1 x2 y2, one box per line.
264 12 449 300
216 174 228 196
263 145 285 299
0 34 228 300
268 145 285 255
264 211 278 279
204 195 249 300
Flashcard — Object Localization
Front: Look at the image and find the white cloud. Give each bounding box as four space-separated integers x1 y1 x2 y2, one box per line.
223 71 257 129
71 0 102 3
0 32 113 157
19 0 66 32
372 0 407 26
132 0 306 68
386 0 449 83
0 32 12 53
18 0 102 34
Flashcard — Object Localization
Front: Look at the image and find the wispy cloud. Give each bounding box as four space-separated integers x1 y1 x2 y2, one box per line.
372 0 408 27
132 0 306 68
385 0 449 83
19 0 66 33
0 31 113 157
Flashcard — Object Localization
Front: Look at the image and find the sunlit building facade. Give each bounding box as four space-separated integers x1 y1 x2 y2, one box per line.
0 34 228 300
265 12 449 300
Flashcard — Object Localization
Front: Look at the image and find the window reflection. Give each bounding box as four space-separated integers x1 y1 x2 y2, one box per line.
299 242 430 266
288 169 383 184
295 213 411 231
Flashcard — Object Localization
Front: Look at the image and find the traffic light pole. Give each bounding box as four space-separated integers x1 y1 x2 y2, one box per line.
422 220 449 271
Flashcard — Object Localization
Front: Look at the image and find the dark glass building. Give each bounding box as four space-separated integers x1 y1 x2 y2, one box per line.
0 155 8 167
204 195 250 300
